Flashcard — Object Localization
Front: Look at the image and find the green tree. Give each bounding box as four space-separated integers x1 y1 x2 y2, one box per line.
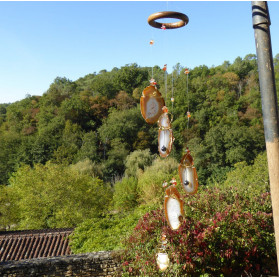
0 185 19 230
70 158 104 179
104 138 130 179
124 149 155 178
74 131 100 163
9 162 112 229
52 120 83 164
98 106 146 150
41 77 77 106
114 64 148 94
0 133 22 185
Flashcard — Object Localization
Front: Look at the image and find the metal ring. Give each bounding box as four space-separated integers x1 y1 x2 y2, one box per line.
148 11 189 29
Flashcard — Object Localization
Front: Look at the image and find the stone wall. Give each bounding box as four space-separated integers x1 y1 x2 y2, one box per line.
0 251 122 277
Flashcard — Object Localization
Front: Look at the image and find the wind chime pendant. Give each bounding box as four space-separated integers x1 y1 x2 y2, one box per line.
178 149 198 195
156 233 169 271
164 185 184 230
140 85 165 124
158 107 175 158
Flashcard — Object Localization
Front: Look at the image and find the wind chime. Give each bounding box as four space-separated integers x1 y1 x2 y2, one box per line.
140 10 199 272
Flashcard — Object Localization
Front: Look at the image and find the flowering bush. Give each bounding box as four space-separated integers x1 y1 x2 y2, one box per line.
120 186 277 276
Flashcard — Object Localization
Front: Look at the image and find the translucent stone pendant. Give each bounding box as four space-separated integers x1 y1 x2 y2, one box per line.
164 185 184 230
156 232 170 271
178 149 198 195
158 107 175 158
140 85 165 124
156 251 170 271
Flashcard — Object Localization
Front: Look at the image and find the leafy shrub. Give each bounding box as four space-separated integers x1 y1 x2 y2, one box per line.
70 158 104 179
8 162 112 229
124 149 155 178
70 204 157 253
113 177 138 211
121 186 276 277
223 151 269 195
137 157 179 205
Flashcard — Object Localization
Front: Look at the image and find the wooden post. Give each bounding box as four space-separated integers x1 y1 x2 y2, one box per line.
252 1 279 274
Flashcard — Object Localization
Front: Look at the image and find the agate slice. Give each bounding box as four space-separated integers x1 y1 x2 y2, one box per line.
156 252 169 271
158 109 174 158
158 109 171 129
158 129 174 158
164 185 184 230
140 85 165 124
178 150 198 195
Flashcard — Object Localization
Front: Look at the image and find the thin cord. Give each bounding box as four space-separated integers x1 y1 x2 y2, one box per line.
171 72 174 114
186 73 190 129
165 70 167 99
187 74 189 112
150 41 154 80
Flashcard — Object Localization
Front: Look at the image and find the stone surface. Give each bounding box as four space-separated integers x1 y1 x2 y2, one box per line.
0 251 122 277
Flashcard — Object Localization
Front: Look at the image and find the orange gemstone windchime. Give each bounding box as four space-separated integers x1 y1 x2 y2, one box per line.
145 10 200 273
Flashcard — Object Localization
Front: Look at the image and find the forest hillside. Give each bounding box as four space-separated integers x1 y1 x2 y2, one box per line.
1 54 279 276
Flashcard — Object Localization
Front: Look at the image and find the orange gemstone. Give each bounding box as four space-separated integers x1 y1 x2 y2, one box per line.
178 151 198 195
164 185 184 230
140 85 165 124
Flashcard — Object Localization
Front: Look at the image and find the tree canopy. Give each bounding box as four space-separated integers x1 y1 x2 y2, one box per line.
0 53 275 235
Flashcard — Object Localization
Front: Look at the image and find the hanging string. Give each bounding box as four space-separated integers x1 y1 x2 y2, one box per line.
164 70 167 99
171 72 174 114
187 73 189 129
184 69 190 129
149 40 154 80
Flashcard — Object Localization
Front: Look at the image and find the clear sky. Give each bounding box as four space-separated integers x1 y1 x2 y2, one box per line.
1 1 279 104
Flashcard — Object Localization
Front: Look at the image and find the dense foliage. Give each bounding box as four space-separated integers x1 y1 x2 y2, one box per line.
121 153 277 277
0 54 278 275
1 55 276 188
7 163 112 229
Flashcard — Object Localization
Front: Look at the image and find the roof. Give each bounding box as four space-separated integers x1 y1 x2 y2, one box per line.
0 228 74 262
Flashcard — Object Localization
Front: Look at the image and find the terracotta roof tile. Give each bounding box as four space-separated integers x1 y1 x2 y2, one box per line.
0 228 74 262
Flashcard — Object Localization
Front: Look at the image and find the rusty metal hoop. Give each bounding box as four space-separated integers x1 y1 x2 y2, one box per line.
148 11 189 29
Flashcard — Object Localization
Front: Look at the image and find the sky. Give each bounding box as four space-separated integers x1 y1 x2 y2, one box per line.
1 1 279 104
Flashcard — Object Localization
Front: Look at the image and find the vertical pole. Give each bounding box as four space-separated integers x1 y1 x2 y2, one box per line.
252 1 279 273
186 73 189 129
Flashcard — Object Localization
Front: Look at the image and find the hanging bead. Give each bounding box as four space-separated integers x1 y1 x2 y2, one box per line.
170 177 177 186
149 78 157 85
171 97 174 103
162 106 168 113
